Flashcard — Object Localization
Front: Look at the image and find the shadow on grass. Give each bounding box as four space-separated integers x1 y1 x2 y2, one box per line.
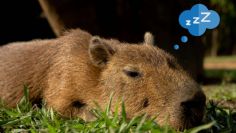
203 69 236 84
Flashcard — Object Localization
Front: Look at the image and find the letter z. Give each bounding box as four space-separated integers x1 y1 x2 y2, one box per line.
201 12 211 22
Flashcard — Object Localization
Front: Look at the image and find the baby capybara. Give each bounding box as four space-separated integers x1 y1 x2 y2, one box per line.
0 29 206 130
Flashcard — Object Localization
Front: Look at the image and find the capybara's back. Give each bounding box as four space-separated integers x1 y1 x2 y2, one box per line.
0 40 52 106
0 29 206 131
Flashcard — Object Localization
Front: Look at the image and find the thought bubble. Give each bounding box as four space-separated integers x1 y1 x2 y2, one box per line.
181 36 188 43
179 4 220 36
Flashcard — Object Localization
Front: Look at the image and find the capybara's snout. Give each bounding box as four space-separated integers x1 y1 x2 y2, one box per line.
181 90 206 114
180 90 206 124
167 88 206 130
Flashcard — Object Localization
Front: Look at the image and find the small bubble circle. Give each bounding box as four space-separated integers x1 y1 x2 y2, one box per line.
181 35 188 43
173 44 180 50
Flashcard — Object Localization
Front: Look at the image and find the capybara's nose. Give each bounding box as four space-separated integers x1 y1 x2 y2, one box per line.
180 91 206 114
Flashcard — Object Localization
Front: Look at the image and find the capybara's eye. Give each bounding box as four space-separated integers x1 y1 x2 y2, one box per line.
123 66 141 78
123 69 141 78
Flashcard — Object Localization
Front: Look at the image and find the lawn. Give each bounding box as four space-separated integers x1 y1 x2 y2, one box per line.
0 86 235 133
204 56 236 83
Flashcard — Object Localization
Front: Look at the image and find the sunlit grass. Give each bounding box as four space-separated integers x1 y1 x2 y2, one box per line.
0 87 236 133
203 84 236 100
204 56 236 63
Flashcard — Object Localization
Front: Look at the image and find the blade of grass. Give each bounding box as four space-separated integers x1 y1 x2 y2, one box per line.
121 99 127 123
189 121 215 133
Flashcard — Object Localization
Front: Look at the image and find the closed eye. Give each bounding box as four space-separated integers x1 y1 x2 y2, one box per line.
123 65 142 78
123 69 140 78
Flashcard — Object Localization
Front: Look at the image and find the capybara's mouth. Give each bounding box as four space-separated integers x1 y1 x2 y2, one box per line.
165 106 205 131
177 109 205 131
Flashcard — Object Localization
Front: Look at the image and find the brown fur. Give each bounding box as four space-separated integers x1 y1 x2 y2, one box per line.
0 29 206 130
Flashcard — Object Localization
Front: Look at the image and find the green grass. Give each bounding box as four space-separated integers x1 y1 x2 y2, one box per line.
203 84 236 100
204 70 236 83
204 56 236 82
0 88 236 133
203 84 236 132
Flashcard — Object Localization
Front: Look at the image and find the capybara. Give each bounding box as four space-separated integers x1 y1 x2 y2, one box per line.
0 29 206 130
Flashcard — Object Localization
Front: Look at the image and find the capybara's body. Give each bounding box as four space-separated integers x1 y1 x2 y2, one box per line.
0 29 206 130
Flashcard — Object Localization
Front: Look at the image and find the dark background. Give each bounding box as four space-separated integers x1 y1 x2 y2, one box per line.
0 0 54 45
0 0 208 48
0 0 235 81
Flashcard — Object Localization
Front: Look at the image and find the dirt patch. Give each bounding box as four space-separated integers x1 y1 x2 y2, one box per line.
204 62 236 70
204 56 236 70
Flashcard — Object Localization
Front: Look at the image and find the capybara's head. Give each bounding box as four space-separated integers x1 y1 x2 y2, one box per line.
88 33 206 130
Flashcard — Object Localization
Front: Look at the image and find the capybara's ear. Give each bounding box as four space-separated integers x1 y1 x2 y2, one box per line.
89 36 115 67
144 32 154 46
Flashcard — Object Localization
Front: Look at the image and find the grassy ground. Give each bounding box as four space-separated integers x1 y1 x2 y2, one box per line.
203 84 236 100
204 56 236 63
0 87 235 133
205 56 236 63
204 56 236 83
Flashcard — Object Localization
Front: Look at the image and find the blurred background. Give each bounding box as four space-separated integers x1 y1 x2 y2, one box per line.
0 0 235 86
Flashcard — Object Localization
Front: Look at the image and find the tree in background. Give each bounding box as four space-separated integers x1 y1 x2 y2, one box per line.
204 0 236 56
